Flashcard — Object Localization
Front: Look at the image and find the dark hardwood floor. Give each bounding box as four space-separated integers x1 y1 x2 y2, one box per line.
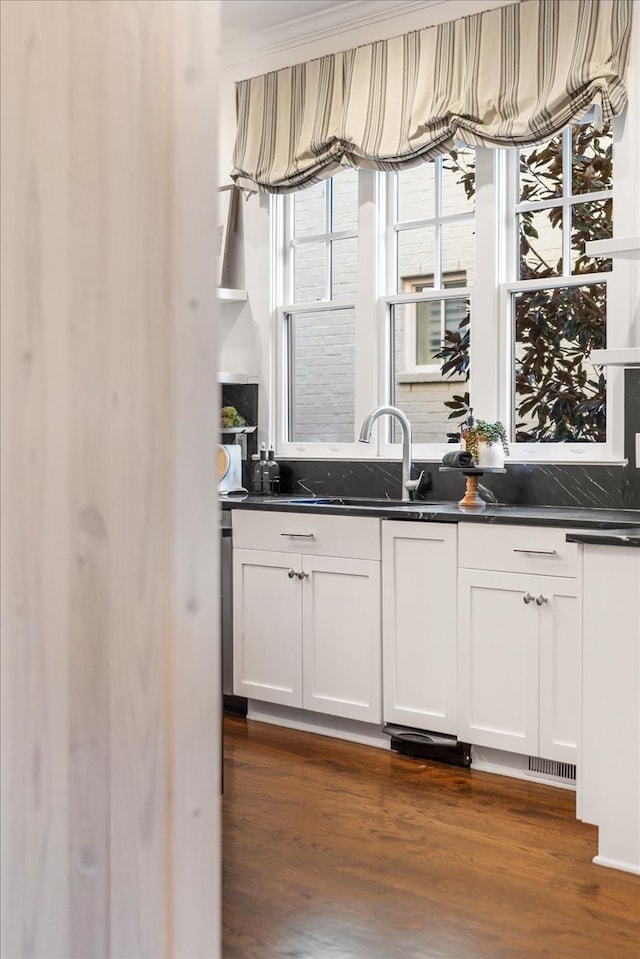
222 714 640 959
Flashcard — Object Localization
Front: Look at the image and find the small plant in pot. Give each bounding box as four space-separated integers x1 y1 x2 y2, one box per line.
465 420 510 467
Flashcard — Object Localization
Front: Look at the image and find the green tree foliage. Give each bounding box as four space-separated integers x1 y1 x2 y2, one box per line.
437 125 611 442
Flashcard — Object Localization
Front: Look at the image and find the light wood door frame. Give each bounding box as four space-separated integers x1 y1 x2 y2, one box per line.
0 2 222 956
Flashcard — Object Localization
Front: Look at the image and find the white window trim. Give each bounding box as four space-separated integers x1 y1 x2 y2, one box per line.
496 121 624 466
275 171 378 459
273 117 631 465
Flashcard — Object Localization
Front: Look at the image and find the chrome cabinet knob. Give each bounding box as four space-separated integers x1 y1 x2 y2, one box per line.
536 594 548 605
523 592 534 604
297 570 308 580
288 568 296 579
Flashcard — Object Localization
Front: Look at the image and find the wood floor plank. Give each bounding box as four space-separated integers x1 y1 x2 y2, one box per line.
222 714 640 959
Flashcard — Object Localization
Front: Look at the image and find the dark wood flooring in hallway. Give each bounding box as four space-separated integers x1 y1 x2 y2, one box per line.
222 713 640 959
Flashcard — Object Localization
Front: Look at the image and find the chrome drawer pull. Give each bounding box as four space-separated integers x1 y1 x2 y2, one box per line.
280 532 315 538
513 548 557 556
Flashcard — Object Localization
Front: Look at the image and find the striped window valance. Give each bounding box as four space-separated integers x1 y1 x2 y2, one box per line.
231 0 633 194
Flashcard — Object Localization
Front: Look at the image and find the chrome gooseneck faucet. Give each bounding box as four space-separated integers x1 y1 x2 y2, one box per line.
359 405 422 501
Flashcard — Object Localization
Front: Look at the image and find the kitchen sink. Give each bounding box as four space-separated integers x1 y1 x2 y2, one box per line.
284 497 454 511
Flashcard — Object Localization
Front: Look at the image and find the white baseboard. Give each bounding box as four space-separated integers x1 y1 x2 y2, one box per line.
471 745 576 791
245 707 578 791
247 701 390 750
592 854 640 876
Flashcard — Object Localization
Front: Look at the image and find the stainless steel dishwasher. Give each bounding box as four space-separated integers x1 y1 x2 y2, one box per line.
220 507 247 714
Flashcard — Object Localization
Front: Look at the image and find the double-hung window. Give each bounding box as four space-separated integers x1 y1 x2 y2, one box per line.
386 149 475 446
277 169 360 449
274 118 623 462
505 122 613 456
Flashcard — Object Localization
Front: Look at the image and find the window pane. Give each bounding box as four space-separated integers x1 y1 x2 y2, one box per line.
397 164 435 222
519 208 563 280
441 148 475 215
572 122 613 195
332 169 358 232
287 308 355 442
513 285 606 443
294 242 326 301
519 134 563 201
397 227 435 292
415 296 468 365
442 223 475 285
415 301 443 365
294 181 326 237
571 199 613 274
391 300 469 444
331 237 358 297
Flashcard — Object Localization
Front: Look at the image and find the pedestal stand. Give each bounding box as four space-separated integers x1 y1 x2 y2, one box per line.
439 466 506 509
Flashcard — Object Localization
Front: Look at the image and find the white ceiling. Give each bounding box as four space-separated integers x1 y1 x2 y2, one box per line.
221 0 354 45
220 0 436 48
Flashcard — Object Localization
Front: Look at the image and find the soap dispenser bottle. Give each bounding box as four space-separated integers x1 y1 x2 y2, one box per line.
266 445 280 496
253 443 267 493
460 407 474 451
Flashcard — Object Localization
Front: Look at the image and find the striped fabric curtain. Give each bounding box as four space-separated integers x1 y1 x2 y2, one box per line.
231 0 633 194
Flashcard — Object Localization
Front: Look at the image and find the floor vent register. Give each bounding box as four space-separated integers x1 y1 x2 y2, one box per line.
526 755 577 784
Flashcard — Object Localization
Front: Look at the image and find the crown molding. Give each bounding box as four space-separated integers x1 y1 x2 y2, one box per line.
221 0 444 73
221 0 518 75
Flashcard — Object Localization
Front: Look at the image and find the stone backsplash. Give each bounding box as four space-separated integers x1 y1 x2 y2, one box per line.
266 370 640 511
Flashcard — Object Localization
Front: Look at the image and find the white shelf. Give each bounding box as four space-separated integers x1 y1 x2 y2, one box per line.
584 236 640 260
217 372 258 384
591 348 640 367
217 287 248 301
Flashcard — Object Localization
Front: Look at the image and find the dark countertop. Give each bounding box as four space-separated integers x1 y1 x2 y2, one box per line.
220 493 640 536
566 527 640 547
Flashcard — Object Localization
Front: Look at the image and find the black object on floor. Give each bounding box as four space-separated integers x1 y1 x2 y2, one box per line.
383 724 472 767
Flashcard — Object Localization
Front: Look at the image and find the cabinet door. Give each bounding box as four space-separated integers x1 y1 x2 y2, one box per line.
382 522 458 733
458 569 539 754
538 576 580 765
233 548 302 707
301 555 381 723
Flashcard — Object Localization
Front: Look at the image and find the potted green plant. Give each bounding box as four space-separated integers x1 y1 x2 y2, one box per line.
464 419 510 467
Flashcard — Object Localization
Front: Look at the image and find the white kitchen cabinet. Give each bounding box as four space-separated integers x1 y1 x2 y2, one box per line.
382 521 458 734
457 525 581 765
579 543 640 874
233 547 303 707
232 510 382 723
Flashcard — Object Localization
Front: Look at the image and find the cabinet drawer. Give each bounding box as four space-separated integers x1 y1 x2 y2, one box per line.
458 523 578 578
232 509 381 560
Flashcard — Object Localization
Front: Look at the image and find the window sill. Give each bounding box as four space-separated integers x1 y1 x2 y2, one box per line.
420 455 629 468
276 450 628 468
397 372 466 384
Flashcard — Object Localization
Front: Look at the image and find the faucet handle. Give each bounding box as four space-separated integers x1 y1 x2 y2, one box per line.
405 470 425 497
